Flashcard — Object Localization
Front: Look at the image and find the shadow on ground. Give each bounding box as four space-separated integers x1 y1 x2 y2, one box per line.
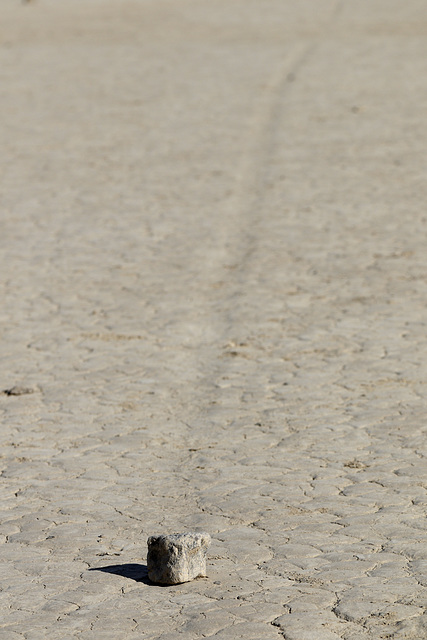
89 563 152 584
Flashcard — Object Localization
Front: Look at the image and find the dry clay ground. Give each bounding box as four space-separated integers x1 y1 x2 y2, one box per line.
1 1 427 638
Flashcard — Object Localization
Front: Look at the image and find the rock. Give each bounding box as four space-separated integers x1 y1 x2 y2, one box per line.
147 532 211 584
3 386 35 396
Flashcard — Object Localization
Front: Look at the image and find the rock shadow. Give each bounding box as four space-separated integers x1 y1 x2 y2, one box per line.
89 563 151 584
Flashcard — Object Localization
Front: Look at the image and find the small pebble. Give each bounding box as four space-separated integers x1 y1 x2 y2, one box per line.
3 386 35 396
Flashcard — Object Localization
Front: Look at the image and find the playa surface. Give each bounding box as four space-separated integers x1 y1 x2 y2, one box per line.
1 1 427 638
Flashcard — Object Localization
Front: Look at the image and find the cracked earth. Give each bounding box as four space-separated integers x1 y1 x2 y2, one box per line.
1 0 427 638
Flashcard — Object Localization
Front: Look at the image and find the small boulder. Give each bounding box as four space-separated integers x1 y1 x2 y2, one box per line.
147 532 211 584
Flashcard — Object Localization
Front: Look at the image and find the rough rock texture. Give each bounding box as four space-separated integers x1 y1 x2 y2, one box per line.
147 533 211 584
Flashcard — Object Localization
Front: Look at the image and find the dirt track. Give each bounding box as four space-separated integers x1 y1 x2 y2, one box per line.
1 1 427 638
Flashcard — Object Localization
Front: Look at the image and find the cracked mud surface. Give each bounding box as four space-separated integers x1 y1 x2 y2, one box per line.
1 1 427 638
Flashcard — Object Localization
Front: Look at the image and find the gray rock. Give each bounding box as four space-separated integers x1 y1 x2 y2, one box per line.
147 532 211 584
3 386 35 396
